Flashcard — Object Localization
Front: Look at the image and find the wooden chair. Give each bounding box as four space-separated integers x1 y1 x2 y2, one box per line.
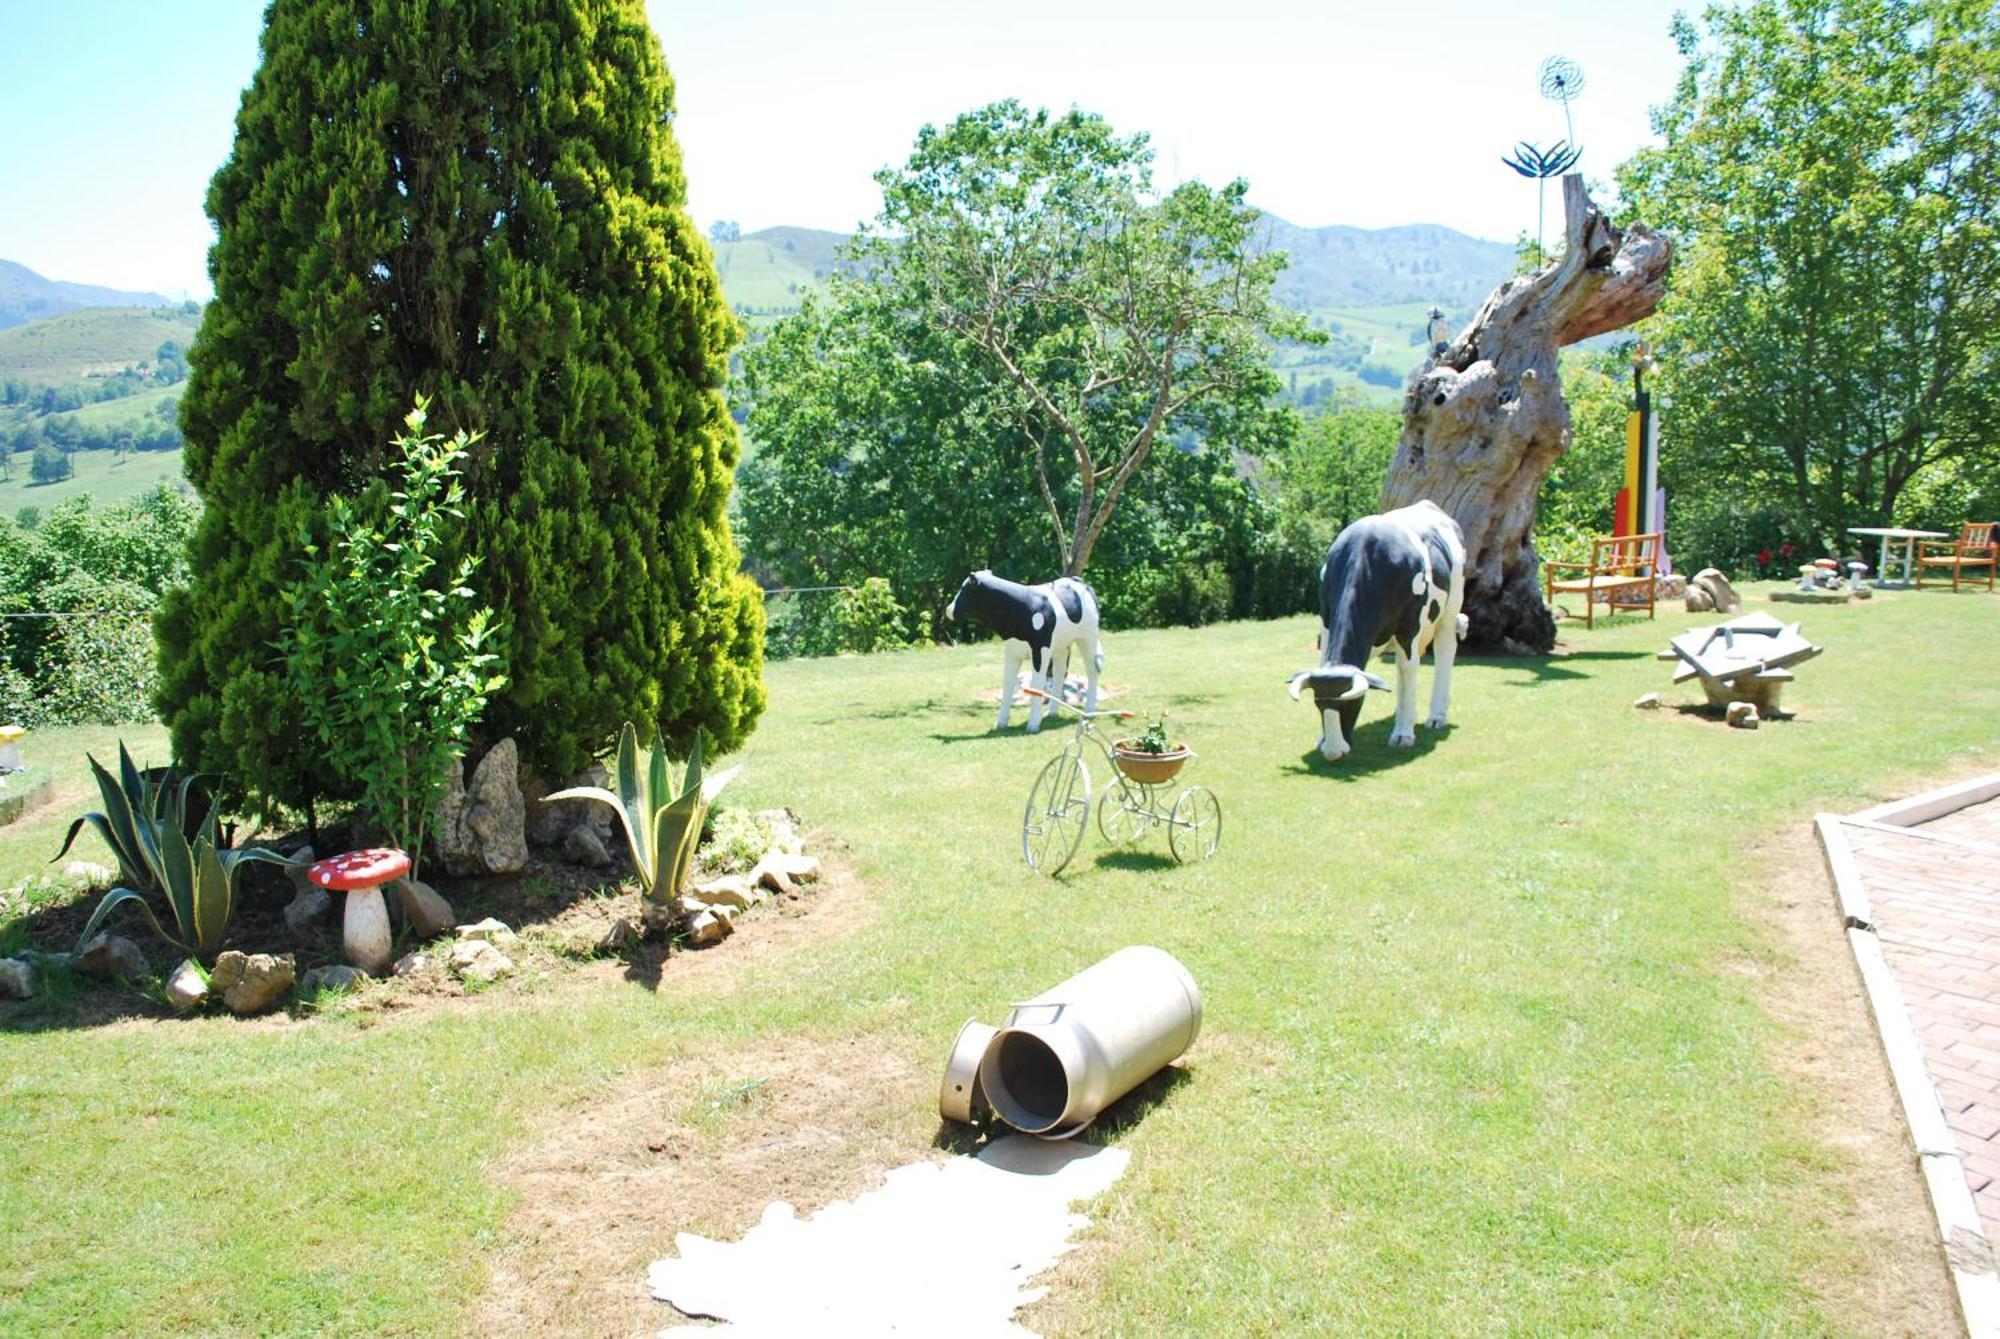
1544 532 1662 629
1916 522 1997 592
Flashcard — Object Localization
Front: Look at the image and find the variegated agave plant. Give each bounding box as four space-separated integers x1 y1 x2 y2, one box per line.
60 743 295 966
545 722 741 932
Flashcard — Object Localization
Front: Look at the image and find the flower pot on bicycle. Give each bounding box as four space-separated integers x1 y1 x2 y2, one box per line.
1110 743 1191 785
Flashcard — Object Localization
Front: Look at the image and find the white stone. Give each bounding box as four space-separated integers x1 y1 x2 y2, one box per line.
301 964 367 995
164 959 208 1012
209 950 295 1015
76 933 148 982
1633 692 1662 710
454 917 517 947
284 885 332 938
448 939 514 984
0 957 36 999
648 1137 1129 1336
1727 702 1761 730
692 874 759 909
685 909 730 946
391 876 455 939
392 950 437 978
61 860 117 888
752 851 821 896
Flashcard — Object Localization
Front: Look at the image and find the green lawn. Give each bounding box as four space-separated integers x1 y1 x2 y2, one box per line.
2 588 1995 1334
0 307 199 385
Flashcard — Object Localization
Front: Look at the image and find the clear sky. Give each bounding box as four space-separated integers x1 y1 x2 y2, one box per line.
0 0 1695 298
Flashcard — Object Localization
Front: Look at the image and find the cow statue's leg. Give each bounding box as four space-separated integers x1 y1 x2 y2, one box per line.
1318 707 1351 762
1025 646 1052 733
1388 642 1420 748
995 643 1023 731
1081 632 1101 713
1426 614 1461 730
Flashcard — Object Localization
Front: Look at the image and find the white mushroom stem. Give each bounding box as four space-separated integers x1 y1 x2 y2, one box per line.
343 886 393 974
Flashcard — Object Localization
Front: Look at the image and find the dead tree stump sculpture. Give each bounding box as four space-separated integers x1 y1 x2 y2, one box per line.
1381 175 1670 653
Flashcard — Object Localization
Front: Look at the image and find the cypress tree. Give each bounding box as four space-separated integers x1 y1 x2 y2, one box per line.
160 0 764 808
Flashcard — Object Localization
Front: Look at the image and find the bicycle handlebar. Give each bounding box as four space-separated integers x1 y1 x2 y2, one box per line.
1020 686 1133 719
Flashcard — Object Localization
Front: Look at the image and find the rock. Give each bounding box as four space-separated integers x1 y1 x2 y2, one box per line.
685 908 731 946
752 851 822 896
0 957 36 999
434 738 529 876
284 885 332 938
1690 568 1741 615
527 762 616 849
163 959 208 1012
301 964 367 995
455 917 517 947
692 874 760 910
1727 702 1761 730
76 933 149 982
392 950 437 978
1633 692 1662 710
62 860 117 888
562 825 613 868
283 844 318 899
391 876 455 939
1683 584 1715 613
597 916 641 955
448 939 514 984
209 950 296 1015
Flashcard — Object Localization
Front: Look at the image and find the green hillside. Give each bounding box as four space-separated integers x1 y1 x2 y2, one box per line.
2 444 186 511
0 306 200 386
709 217 1512 404
0 258 171 330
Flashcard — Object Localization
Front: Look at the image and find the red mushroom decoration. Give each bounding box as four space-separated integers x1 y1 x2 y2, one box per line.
310 848 411 974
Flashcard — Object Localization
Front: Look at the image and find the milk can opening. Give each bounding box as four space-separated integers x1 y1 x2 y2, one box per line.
989 1031 1070 1131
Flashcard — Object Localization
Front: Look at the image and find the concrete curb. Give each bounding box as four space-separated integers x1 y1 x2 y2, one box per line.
1817 779 2000 1338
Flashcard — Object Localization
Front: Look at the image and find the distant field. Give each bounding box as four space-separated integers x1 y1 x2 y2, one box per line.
42 383 179 430
0 306 200 386
2 445 185 512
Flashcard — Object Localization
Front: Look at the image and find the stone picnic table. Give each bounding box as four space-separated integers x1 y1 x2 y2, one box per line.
1849 526 1949 589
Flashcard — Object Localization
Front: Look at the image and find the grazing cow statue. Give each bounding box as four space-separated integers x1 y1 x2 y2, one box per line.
947 570 1103 732
1288 500 1468 762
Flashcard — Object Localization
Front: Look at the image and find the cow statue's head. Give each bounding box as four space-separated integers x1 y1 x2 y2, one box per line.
945 570 990 622
1287 664 1388 762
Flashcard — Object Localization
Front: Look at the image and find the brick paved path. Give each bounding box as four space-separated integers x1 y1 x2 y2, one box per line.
1844 797 2000 1235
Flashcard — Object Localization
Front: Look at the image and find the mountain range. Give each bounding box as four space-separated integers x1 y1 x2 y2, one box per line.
0 259 171 331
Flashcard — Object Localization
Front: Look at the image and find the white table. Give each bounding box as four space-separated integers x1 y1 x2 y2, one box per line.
1848 527 1948 588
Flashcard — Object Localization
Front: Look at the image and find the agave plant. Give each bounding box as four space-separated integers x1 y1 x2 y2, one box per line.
57 742 293 965
546 722 741 932
53 743 211 893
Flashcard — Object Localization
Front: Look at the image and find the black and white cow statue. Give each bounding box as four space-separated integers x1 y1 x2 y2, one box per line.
946 570 1103 733
1288 500 1468 762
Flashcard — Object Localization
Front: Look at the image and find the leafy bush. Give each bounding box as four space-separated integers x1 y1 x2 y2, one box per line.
29 445 67 483
278 401 506 867
702 806 773 874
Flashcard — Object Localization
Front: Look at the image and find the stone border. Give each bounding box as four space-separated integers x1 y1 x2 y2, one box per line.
1816 771 2000 1338
0 774 53 828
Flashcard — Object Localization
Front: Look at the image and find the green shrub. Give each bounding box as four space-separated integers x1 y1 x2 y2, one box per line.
702 807 773 874
278 401 506 869
160 0 764 809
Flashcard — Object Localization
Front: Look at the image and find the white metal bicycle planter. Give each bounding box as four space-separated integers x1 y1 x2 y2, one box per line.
1018 689 1222 876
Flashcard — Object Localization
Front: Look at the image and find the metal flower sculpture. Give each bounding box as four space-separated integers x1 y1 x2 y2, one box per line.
1503 56 1589 263
1539 55 1586 143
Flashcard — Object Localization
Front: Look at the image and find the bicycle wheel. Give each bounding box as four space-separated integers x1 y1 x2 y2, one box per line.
1022 752 1090 875
1167 785 1222 863
1096 772 1151 845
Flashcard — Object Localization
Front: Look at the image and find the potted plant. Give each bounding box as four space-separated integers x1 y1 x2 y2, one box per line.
1111 714 1192 785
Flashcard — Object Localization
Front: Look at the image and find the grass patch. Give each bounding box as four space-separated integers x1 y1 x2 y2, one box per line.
2 444 187 510
1 588 1995 1333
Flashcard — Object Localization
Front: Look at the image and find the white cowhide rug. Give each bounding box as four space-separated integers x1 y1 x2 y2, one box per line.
648 1136 1130 1337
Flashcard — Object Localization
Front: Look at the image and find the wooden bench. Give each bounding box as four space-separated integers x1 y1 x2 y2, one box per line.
1544 532 1662 629
1916 522 1997 592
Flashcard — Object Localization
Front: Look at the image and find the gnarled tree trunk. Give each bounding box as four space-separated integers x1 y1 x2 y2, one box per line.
1381 175 1671 653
